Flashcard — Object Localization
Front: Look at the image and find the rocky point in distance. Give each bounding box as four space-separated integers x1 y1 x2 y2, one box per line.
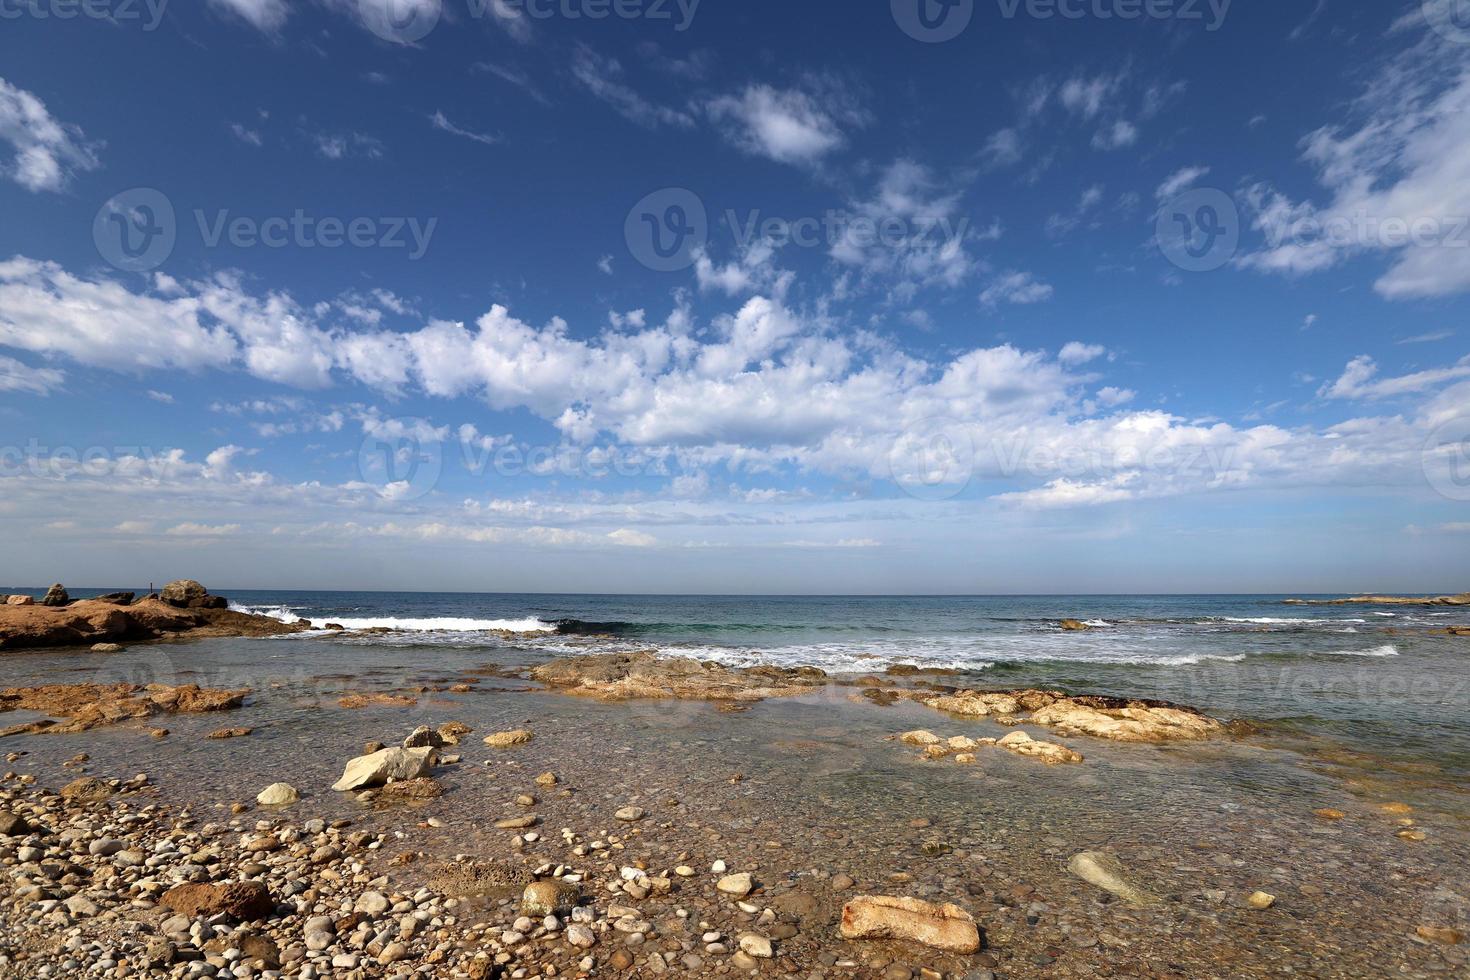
0 580 310 652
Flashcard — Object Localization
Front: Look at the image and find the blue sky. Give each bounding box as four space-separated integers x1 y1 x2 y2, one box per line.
1 0 1468 593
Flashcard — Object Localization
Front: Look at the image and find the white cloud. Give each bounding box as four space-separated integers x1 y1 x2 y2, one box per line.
1058 342 1107 366
706 83 861 166
430 111 499 146
209 0 287 31
1240 27 1470 298
572 46 694 129
980 271 1054 306
230 123 263 146
146 389 175 403
0 77 101 193
1155 165 1210 201
0 354 63 395
1319 354 1470 400
165 522 243 537
1092 120 1137 150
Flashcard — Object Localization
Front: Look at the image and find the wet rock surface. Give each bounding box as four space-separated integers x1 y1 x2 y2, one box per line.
530 651 826 702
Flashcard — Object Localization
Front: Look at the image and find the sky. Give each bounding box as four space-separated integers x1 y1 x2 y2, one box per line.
0 0 1468 595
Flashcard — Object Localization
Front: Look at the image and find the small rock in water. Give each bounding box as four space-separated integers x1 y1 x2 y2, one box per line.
485 729 534 747
1247 891 1276 910
615 806 646 822
1417 925 1465 945
738 934 774 958
256 783 299 806
1067 851 1160 907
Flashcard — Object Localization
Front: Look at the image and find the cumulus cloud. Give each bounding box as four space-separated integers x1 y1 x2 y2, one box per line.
0 78 101 192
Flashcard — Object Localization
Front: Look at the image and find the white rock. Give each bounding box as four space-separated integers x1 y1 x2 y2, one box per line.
331 748 437 792
256 783 299 806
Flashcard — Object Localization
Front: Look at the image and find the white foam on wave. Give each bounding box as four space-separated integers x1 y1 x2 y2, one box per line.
1321 644 1399 658
329 616 555 634
1218 616 1341 625
1373 612 1398 618
1082 619 1113 628
230 603 305 624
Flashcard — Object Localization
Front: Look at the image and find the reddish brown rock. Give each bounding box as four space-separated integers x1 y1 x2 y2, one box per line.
161 881 275 921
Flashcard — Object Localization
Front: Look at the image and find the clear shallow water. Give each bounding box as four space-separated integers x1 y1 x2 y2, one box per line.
8 590 1470 792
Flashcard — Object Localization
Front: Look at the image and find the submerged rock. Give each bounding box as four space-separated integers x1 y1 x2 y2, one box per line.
485 729 534 747
530 651 824 703
331 747 437 792
521 880 579 916
998 730 1084 764
839 895 980 953
1067 851 1160 907
0 683 249 735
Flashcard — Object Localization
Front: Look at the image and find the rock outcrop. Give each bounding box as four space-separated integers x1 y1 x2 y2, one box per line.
530 652 825 703
0 593 308 651
839 896 980 953
917 687 1224 743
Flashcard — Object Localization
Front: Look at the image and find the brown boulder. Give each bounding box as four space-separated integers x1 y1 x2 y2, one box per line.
0 811 31 835
6 595 34 606
162 881 275 921
159 579 209 607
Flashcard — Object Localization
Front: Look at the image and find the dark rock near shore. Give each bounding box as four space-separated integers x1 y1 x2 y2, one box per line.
41 584 69 607
92 592 136 605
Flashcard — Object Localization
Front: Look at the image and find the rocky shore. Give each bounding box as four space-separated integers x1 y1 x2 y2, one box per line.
0 581 310 652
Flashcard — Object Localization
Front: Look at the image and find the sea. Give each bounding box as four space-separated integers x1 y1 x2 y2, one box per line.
10 589 1470 790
